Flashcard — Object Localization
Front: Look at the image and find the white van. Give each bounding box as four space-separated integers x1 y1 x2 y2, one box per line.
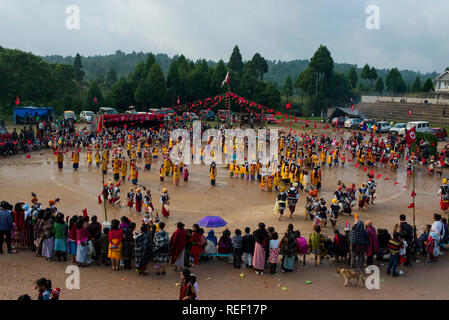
406 121 431 133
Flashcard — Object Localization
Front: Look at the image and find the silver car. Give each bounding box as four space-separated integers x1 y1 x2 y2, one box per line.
389 123 406 136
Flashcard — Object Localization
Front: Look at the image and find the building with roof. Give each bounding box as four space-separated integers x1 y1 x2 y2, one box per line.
326 107 368 121
435 70 449 94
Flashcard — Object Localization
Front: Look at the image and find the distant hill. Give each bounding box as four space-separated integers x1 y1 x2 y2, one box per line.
41 50 440 87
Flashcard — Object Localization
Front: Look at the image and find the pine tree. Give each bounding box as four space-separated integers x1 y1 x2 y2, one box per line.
347 67 358 89
73 53 84 84
422 78 434 93
374 77 384 93
411 76 421 93
282 76 293 101
228 45 244 74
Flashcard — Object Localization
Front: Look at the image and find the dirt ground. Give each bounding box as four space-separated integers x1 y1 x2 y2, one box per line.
1 127 449 300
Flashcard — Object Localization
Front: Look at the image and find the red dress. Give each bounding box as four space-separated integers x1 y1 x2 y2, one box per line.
190 232 203 264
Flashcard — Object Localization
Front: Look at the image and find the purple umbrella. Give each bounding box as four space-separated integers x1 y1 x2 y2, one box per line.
197 216 227 228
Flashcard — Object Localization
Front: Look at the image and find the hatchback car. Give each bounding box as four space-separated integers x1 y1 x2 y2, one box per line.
430 127 448 140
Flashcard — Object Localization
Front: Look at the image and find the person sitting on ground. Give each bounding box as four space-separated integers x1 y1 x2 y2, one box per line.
204 230 218 254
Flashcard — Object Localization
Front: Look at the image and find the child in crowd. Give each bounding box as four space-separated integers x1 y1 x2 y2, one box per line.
332 229 348 262
97 227 110 266
242 227 255 269
190 274 199 300
309 226 325 267
268 232 280 274
295 230 308 266
34 278 52 301
399 233 408 267
387 232 402 277
231 229 243 269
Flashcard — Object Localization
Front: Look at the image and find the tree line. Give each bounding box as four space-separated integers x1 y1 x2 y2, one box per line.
0 44 443 118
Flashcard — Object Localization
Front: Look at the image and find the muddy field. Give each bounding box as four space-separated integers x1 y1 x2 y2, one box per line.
1 128 449 300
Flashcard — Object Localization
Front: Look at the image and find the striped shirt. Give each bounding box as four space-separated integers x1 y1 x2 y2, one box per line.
388 239 402 254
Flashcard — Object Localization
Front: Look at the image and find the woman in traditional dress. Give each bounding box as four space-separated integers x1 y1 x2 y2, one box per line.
135 224 152 276
108 219 123 270
160 188 170 218
67 215 78 263
53 213 68 262
153 221 170 275
280 224 297 272
169 222 186 271
41 210 55 261
76 218 90 267
33 210 44 257
122 222 136 270
252 223 269 275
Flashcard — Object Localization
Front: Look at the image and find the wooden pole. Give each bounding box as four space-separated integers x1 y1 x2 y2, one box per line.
412 157 416 238
100 116 108 223
227 70 231 127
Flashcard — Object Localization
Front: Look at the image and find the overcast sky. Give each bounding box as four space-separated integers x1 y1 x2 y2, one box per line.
0 0 447 73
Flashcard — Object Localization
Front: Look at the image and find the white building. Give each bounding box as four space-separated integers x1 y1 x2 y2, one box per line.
435 70 449 93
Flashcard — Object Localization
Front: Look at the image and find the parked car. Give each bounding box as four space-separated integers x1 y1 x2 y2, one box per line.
344 118 361 129
376 121 391 133
182 112 199 121
331 117 346 127
98 107 119 115
125 110 138 114
265 114 277 124
199 110 216 121
63 110 76 121
80 111 95 123
406 121 431 133
430 127 448 140
389 123 407 136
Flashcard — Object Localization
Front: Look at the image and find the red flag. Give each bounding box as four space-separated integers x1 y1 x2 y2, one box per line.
411 191 416 197
96 115 103 133
384 178 391 181
394 182 399 186
376 174 382 179
405 126 416 144
82 208 88 218
363 166 367 172
355 163 360 168
408 203 414 209
25 154 31 159
15 96 20 105
177 96 180 105
98 195 102 205
94 96 98 104
286 103 291 110
408 109 412 117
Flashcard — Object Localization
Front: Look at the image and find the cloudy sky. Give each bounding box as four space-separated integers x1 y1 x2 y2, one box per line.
0 0 447 73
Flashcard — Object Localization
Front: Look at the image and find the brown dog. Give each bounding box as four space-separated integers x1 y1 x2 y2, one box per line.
336 268 367 287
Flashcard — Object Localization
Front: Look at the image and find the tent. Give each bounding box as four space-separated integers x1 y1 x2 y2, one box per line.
13 106 54 124
326 107 367 121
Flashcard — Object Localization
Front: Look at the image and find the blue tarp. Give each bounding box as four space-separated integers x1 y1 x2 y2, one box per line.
13 106 54 123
